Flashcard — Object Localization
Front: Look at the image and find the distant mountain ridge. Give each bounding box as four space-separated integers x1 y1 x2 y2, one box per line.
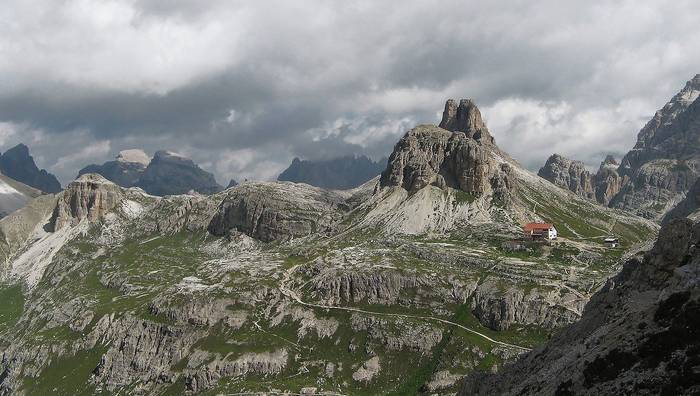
0 144 61 193
278 155 387 190
78 149 223 196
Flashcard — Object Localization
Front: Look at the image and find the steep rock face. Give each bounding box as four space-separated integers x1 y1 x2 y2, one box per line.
459 218 700 395
439 98 495 144
50 173 123 231
137 150 223 196
278 155 386 190
662 177 700 224
537 154 595 199
470 279 583 331
0 144 61 193
208 182 348 242
594 155 623 205
611 75 700 218
78 149 149 188
379 123 510 198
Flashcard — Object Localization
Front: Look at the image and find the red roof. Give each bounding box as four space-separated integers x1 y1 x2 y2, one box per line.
523 223 554 232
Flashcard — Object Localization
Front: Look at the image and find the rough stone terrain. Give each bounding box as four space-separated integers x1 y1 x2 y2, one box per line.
459 218 700 395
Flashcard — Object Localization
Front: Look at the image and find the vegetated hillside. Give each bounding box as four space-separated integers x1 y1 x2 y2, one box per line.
0 99 658 395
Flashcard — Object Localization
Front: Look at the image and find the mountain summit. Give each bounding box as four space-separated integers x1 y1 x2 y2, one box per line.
136 150 223 196
278 155 386 190
79 149 224 196
0 144 61 193
439 98 495 144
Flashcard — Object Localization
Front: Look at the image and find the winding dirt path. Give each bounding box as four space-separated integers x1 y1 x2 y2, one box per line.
279 264 531 352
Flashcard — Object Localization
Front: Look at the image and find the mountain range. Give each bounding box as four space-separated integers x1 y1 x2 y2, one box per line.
0 96 663 395
539 74 700 220
79 149 224 196
0 76 698 394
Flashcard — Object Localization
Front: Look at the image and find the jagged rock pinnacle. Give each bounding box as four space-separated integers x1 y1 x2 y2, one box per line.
439 98 494 143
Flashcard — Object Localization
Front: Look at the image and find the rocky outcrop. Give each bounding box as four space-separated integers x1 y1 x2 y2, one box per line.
136 150 223 196
352 356 381 383
662 177 700 224
594 155 623 205
470 279 583 331
184 349 288 392
91 314 202 391
208 182 348 242
78 149 150 188
379 123 511 198
50 173 123 231
537 153 624 205
0 143 61 193
610 74 700 219
439 98 495 144
278 155 387 190
226 179 238 189
537 154 595 199
309 268 432 306
459 218 700 395
351 314 443 354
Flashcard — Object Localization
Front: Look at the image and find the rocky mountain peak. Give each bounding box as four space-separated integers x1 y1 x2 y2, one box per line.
50 173 123 231
379 117 512 202
137 150 223 196
601 154 618 167
611 74 700 218
0 143 61 193
439 99 494 143
278 155 386 190
537 154 595 200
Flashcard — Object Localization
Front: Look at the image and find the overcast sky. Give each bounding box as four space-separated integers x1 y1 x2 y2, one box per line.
0 1 698 185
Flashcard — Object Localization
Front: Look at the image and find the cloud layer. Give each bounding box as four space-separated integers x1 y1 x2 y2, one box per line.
0 0 698 184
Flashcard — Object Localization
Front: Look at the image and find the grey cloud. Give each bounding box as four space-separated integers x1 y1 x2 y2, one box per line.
0 1 698 185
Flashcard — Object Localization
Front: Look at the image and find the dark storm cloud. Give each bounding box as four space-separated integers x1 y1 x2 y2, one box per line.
0 0 698 184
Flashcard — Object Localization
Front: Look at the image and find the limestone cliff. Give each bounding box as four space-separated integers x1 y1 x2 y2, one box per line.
208 182 348 242
50 173 123 231
611 74 700 219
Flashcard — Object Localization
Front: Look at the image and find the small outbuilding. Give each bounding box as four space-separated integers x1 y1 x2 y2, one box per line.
523 222 558 240
604 237 620 248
